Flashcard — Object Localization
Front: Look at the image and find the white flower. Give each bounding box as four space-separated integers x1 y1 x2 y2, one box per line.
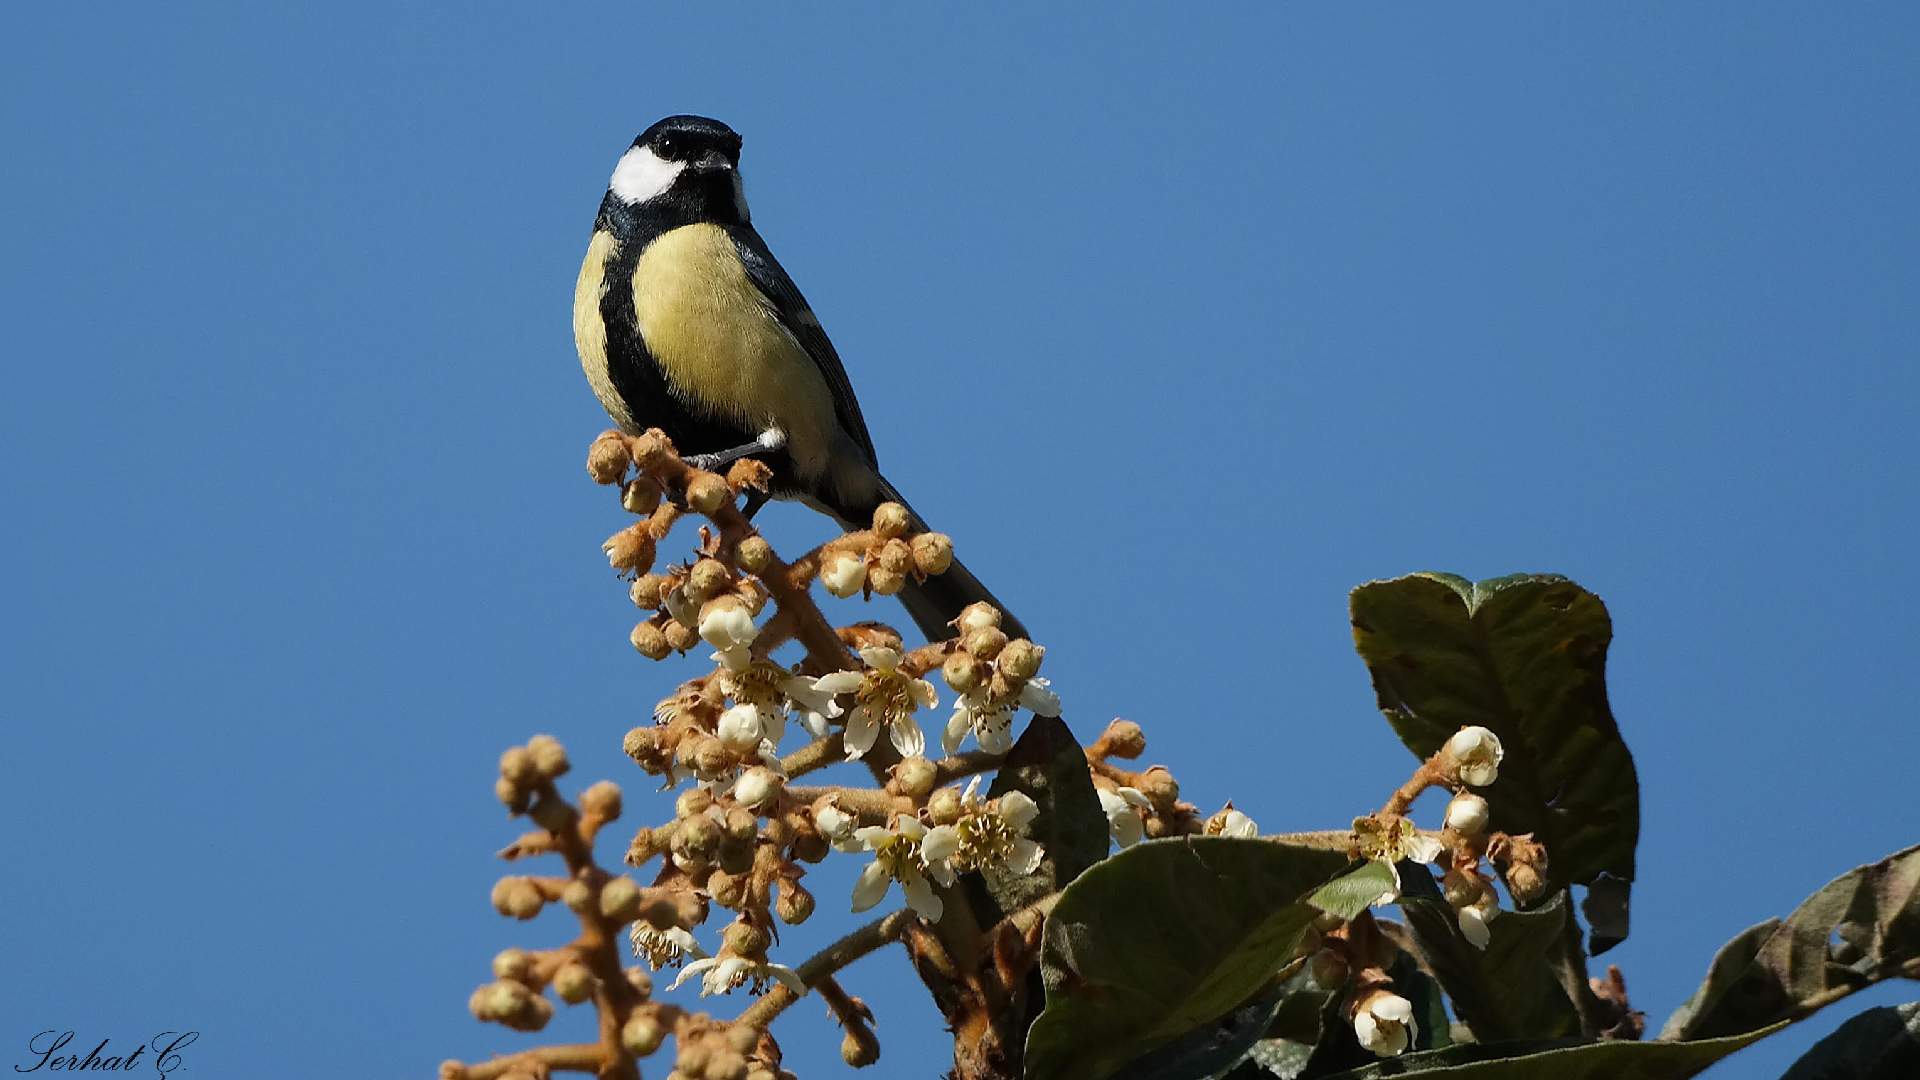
781 674 844 739
1458 904 1493 949
630 922 705 971
1018 677 1061 717
815 647 937 761
941 677 1061 755
1444 792 1490 835
921 778 1045 886
1206 806 1258 838
813 800 862 852
719 660 843 752
1351 814 1445 905
850 817 943 921
1446 726 1504 787
1353 990 1417 1056
698 602 756 654
1098 786 1152 847
821 552 867 598
716 702 780 755
669 954 806 998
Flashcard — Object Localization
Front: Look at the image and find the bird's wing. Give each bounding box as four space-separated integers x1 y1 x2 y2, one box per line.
728 226 878 465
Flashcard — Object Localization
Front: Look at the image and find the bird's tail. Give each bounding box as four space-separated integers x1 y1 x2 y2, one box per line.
865 475 1030 643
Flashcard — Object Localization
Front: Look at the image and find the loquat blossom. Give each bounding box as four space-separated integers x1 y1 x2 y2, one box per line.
629 922 706 971
1097 786 1152 848
1350 814 1444 905
942 677 1062 755
921 778 1045 886
813 647 937 761
850 816 943 921
1205 804 1259 838
1353 989 1417 1056
669 954 806 998
1446 726 1504 788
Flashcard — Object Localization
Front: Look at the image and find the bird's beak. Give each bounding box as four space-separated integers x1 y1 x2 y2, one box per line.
692 149 734 172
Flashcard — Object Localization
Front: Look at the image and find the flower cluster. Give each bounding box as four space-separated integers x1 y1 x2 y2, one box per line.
938 603 1062 755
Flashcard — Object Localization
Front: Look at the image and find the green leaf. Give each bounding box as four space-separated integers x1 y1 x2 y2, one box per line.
1663 843 1920 1041
977 714 1108 923
1108 983 1289 1080
1394 868 1582 1041
1309 860 1396 921
1349 573 1640 950
1777 1003 1920 1080
1313 1023 1786 1079
1026 837 1351 1080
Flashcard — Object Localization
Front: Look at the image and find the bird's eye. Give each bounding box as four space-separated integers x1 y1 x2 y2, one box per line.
656 136 678 158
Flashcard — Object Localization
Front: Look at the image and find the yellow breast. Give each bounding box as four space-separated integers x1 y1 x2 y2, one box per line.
630 223 836 474
573 229 632 429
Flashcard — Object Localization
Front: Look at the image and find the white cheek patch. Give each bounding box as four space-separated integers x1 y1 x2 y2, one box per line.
732 172 751 222
610 145 686 205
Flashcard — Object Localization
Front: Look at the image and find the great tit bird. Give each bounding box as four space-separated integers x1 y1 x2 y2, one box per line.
574 115 1027 643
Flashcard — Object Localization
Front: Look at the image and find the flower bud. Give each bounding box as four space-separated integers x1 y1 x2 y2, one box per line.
716 703 766 754
500 747 538 785
492 948 532 982
963 626 1007 660
1098 719 1147 759
600 876 643 923
588 432 633 484
867 563 906 596
527 735 569 779
776 880 815 924
1445 792 1491 835
942 652 985 693
624 726 665 770
842 1028 880 1068
603 525 656 572
676 813 723 862
470 978 533 1022
629 430 671 469
1352 989 1416 1057
927 786 963 825
698 597 756 653
495 776 528 811
735 766 782 811
529 792 574 833
893 756 938 799
813 799 855 843
725 807 759 843
707 868 746 909
821 551 867 597
911 532 953 576
492 877 544 920
1138 766 1179 807
625 966 654 999
877 538 913 574
676 787 715 820
676 1038 712 1077
627 620 667 659
723 920 770 957
733 581 767 617
686 559 734 605
735 534 773 572
1505 860 1547 905
958 602 1000 631
1446 726 1504 787
686 472 733 515
552 961 595 1004
622 479 661 515
1442 868 1486 908
630 574 672 609
622 1014 665 1056
661 619 698 653
562 879 594 912
871 502 911 539
998 639 1043 680
581 780 623 820
694 738 731 779
706 1050 750 1080
790 820 829 864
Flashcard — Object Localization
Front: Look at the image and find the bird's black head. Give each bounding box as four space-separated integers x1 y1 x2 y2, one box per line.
605 115 749 225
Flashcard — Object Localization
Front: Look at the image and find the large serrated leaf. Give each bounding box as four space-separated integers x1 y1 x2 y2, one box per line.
1777 1003 1920 1080
1026 838 1352 1080
1395 869 1582 1041
1663 843 1920 1041
1313 1023 1785 1079
1349 573 1639 949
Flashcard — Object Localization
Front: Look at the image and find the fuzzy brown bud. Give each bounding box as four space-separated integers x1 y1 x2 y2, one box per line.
910 532 953 576
630 430 672 469
842 1028 880 1068
676 1040 713 1078
871 501 911 539
687 472 733 516
562 878 594 912
964 626 1008 660
707 868 746 909
685 558 733 604
500 747 539 785
495 776 528 811
998 639 1043 680
676 787 715 820
877 538 913 574
957 602 1000 631
893 756 938 799
706 1050 750 1080
623 480 661 516
867 564 906 596
599 876 643 923
603 524 657 573
942 652 986 694
776 880 815 925
630 573 672 609
581 780 623 821
625 826 664 866
662 619 698 653
1098 719 1147 759
492 877 544 920
588 433 633 484
723 920 770 958
736 535 773 573
528 794 574 834
624 726 667 771
552 961 595 1004
625 966 654 999
1505 860 1547 905
526 735 569 779
622 1014 665 1056
725 807 760 843
631 620 671 659
492 948 533 982
676 813 723 862
789 820 829 864
1138 766 1179 808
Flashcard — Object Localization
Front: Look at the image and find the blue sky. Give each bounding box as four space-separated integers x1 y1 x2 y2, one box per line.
3 5 1916 1077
